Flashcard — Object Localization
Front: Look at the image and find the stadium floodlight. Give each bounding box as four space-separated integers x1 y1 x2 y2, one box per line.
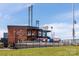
72 3 76 42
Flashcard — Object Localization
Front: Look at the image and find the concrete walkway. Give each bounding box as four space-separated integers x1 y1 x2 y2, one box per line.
0 48 13 50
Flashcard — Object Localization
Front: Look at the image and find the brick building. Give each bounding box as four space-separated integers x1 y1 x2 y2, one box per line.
8 25 51 46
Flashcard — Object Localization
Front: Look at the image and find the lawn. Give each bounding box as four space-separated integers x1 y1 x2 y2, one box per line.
0 46 79 56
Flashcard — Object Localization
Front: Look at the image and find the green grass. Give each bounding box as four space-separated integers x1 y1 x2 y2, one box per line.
0 46 79 56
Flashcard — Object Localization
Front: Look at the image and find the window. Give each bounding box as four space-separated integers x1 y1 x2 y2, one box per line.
28 31 31 36
43 32 47 37
38 31 41 36
43 32 45 36
32 31 36 36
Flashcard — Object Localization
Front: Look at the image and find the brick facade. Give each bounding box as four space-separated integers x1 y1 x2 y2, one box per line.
8 25 50 46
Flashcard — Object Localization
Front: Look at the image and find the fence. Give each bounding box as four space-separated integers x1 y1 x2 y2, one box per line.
15 41 64 48
15 39 79 48
0 39 79 49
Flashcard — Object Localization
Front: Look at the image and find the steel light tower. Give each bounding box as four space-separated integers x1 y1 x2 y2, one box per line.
72 3 76 42
36 20 39 28
72 3 75 41
28 5 33 26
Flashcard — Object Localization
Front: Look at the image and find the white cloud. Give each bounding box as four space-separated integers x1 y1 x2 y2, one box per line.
0 29 7 39
0 3 33 38
0 3 33 20
42 23 79 40
0 3 32 14
42 9 79 40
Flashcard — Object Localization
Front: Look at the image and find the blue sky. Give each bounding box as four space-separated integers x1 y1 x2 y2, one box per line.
0 3 79 39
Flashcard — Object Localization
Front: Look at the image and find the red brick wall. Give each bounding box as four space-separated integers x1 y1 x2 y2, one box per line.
8 26 28 44
8 27 15 45
8 26 49 45
8 26 38 44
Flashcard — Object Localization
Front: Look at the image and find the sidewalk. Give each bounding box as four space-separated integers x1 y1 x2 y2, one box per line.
0 48 13 50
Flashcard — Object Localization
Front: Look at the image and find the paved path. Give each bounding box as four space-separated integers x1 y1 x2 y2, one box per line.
0 48 13 50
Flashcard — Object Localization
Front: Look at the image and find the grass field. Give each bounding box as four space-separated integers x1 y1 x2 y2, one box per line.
0 46 79 56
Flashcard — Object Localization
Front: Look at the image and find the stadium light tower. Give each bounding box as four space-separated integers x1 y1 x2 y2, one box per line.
72 3 76 42
36 20 39 28
28 5 33 26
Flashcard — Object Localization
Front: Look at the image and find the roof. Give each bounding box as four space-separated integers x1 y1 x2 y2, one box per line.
8 25 39 29
8 25 51 32
41 30 51 32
